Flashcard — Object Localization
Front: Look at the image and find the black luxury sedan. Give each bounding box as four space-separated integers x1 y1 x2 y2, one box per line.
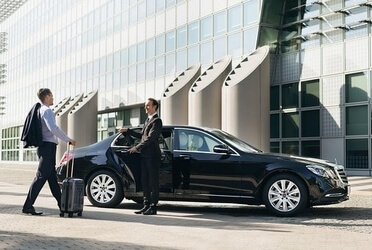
57 125 350 216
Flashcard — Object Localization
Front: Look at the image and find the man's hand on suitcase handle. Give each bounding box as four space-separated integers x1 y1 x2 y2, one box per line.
69 139 76 146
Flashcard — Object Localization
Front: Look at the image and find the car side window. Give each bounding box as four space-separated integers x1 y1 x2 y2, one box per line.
161 130 173 151
115 133 134 147
176 129 219 152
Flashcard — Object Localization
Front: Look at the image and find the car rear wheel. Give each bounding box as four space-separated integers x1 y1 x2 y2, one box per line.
86 170 124 208
262 174 308 217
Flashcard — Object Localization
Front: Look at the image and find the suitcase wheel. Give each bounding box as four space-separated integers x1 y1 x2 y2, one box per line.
77 212 82 217
68 212 73 218
60 212 64 217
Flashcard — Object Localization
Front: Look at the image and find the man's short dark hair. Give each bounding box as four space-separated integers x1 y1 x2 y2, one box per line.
37 88 51 102
148 98 159 111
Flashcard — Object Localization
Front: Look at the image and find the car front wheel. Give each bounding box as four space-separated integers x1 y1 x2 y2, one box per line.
86 170 124 208
262 174 308 217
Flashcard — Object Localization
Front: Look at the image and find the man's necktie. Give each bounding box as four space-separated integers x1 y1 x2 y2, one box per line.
144 117 149 126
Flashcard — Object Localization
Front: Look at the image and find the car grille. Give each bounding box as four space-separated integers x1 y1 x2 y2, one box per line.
336 167 348 184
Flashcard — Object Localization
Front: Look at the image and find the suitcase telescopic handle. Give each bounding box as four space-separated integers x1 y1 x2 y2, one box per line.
66 143 75 178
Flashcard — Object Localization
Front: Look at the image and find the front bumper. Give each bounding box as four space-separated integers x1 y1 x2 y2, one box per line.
312 184 350 205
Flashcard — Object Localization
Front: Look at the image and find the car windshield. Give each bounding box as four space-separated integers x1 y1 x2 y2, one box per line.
210 129 262 153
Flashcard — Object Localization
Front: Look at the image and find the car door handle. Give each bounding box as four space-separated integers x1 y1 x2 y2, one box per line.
179 154 191 160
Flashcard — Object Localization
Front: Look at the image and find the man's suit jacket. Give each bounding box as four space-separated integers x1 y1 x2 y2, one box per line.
21 102 43 148
127 114 163 159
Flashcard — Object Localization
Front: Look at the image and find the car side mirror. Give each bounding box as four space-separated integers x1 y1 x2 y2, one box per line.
213 144 231 154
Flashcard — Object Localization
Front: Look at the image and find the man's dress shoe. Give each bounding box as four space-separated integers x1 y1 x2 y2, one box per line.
134 206 149 214
22 208 43 215
143 206 157 215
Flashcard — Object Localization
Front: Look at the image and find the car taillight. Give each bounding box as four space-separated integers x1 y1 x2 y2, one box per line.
59 151 74 165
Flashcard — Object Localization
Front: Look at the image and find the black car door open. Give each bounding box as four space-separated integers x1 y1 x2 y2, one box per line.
112 129 174 194
172 128 242 201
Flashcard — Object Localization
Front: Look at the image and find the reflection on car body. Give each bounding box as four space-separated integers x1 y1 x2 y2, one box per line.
57 125 350 216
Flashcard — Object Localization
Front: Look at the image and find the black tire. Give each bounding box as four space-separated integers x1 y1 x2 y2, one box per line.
86 170 124 208
262 174 308 217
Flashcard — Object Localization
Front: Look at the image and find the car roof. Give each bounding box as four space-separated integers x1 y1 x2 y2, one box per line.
162 125 215 132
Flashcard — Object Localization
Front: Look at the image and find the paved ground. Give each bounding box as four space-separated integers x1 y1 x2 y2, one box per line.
1 162 372 250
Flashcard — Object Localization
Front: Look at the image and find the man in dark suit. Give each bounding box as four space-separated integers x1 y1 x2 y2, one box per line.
120 98 163 215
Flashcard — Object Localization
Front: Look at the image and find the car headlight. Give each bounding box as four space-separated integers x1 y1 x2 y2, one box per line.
306 164 336 178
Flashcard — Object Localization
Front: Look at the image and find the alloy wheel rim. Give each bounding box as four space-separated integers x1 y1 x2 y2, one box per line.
268 179 301 212
90 174 117 203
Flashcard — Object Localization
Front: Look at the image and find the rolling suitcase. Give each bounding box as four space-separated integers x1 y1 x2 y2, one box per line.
60 144 84 218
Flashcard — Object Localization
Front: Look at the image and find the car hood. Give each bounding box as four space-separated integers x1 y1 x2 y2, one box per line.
259 152 341 169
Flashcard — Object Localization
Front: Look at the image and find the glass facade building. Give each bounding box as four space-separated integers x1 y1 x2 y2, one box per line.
1 0 372 176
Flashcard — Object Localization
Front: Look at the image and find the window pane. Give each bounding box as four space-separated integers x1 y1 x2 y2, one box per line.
282 141 299 155
156 34 165 56
100 57 106 74
166 0 176 8
200 41 212 65
228 5 242 32
244 26 258 55
214 11 227 36
176 49 187 72
157 0 165 11
128 45 136 64
137 62 145 82
113 70 120 88
138 1 146 20
146 60 155 79
147 0 155 16
129 5 137 25
244 0 259 25
270 85 279 110
146 38 155 59
128 65 136 83
121 49 128 67
270 142 280 153
200 16 212 41
113 51 121 70
107 54 113 72
137 42 145 62
258 27 279 47
346 72 368 103
177 26 187 49
270 113 279 138
188 21 199 45
301 140 320 158
121 68 128 84
213 37 226 61
282 83 298 109
166 30 176 52
228 32 242 57
156 57 165 77
301 110 319 137
346 105 368 135
346 139 368 169
301 80 319 107
166 53 175 74
122 10 129 28
282 112 299 138
188 45 199 67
